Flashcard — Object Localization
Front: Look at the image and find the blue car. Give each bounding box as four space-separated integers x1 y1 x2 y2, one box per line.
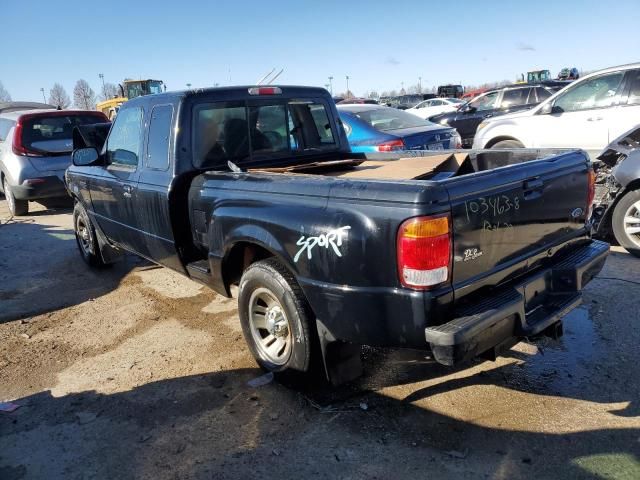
337 104 461 153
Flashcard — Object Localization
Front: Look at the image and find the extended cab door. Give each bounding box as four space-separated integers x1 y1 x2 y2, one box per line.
90 105 144 253
529 71 626 159
134 103 185 272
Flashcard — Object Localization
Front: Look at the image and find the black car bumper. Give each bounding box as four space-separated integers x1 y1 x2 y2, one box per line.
10 176 68 200
425 240 609 365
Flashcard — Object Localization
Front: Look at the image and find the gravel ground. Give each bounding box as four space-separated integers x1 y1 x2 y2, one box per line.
1 199 639 480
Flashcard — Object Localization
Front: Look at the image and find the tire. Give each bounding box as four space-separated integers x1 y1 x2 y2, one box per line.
491 139 524 149
3 178 28 216
611 189 640 258
73 202 107 267
238 258 316 377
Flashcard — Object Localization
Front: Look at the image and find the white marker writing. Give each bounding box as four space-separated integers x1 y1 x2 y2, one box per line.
294 226 351 262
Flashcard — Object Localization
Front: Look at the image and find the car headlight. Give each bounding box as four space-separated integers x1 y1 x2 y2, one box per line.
476 121 488 131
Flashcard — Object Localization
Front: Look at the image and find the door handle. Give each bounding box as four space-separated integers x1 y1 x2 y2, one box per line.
123 185 132 198
524 179 544 190
587 116 603 121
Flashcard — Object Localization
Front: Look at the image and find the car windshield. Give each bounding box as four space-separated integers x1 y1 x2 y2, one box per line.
352 107 430 131
22 113 107 154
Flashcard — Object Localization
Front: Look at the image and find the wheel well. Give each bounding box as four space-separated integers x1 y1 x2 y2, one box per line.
485 136 522 148
222 242 275 293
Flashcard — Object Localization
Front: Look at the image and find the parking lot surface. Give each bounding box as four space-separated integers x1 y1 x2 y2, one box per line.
1 200 639 480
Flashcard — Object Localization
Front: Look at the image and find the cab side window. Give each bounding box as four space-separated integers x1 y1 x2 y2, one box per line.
553 73 624 112
107 106 143 167
146 105 173 170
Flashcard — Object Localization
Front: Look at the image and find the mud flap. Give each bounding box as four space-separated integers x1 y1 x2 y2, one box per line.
94 221 124 264
315 319 362 386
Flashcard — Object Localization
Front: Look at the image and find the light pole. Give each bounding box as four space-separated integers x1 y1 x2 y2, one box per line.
345 75 350 97
98 73 105 97
328 76 333 95
186 83 192 89
40 88 46 103
418 76 422 93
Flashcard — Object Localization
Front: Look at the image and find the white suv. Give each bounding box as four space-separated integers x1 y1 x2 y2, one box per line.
473 63 640 160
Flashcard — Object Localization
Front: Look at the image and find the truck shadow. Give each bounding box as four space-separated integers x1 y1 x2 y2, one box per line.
1 367 638 479
0 218 140 324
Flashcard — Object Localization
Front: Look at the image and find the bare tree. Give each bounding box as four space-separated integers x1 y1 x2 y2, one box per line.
73 79 96 110
406 84 421 94
0 81 11 102
48 83 70 109
388 89 398 97
100 82 119 101
368 90 379 99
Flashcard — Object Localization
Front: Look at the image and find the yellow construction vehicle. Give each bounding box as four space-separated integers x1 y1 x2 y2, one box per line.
96 79 164 120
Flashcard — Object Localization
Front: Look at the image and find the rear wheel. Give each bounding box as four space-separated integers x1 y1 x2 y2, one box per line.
73 202 107 267
3 179 28 216
612 189 640 258
238 258 316 377
491 139 524 149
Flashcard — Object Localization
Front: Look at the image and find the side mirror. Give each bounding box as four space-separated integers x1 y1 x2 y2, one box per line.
462 105 476 114
72 147 100 166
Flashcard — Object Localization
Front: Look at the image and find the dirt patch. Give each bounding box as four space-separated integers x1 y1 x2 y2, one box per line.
1 201 639 480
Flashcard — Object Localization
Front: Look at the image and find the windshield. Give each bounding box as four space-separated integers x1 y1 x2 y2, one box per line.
353 107 431 131
22 113 107 154
148 81 163 95
193 100 337 169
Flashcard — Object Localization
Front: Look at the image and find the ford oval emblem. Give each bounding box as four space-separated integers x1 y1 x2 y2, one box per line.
571 207 584 218
435 134 441 141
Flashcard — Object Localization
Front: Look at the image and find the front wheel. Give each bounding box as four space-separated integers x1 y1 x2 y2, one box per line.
238 258 315 376
612 189 640 258
73 202 108 267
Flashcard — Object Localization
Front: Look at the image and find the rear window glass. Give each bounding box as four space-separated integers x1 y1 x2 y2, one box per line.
352 107 429 131
193 100 337 169
22 114 106 153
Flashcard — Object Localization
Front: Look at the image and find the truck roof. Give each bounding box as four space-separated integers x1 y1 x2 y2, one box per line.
124 85 331 106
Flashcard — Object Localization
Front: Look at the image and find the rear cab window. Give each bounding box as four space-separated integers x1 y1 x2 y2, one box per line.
192 98 338 169
20 113 106 154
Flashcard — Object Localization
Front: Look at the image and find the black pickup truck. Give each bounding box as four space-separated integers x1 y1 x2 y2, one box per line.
66 85 608 384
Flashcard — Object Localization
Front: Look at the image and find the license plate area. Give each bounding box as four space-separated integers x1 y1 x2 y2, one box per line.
428 143 444 150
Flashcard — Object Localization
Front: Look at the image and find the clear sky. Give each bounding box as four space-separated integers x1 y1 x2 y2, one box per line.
3 0 639 102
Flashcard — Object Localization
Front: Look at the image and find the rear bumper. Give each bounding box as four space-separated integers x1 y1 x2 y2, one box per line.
425 239 609 365
10 175 68 200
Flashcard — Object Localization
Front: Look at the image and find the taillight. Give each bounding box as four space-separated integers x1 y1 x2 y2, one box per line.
397 215 451 289
586 168 596 220
248 87 282 95
376 139 404 152
12 118 44 157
